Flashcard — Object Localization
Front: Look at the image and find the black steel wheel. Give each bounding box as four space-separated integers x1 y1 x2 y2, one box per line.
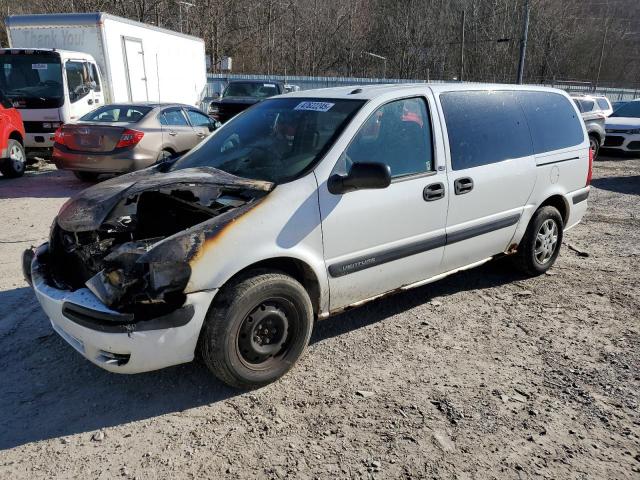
199 270 313 389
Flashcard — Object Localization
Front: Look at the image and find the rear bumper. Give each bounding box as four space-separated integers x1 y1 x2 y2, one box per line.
565 186 589 231
24 132 54 149
25 243 217 374
52 145 156 173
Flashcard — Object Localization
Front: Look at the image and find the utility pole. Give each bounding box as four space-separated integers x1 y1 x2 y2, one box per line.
595 22 609 90
516 0 530 84
459 10 465 81
363 51 387 79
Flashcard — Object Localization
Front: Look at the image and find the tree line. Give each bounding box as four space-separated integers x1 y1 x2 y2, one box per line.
1 0 639 88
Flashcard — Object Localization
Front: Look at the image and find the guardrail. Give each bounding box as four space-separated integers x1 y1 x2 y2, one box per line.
205 73 639 101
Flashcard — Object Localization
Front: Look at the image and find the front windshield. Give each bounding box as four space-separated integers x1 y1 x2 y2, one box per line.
171 97 365 183
0 53 64 108
223 82 280 98
610 101 640 118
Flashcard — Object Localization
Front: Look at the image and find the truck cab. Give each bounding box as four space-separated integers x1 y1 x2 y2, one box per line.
0 48 104 158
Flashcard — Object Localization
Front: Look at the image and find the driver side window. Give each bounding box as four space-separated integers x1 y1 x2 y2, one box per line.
339 97 433 178
65 61 94 103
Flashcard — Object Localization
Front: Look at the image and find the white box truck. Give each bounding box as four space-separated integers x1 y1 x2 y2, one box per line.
1 12 207 157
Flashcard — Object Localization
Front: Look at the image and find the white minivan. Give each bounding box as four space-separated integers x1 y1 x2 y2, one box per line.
24 84 592 389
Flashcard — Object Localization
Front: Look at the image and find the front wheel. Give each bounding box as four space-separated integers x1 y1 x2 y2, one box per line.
512 206 564 276
199 270 314 389
0 140 26 178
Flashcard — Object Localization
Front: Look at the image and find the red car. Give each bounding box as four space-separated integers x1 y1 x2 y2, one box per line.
0 90 26 178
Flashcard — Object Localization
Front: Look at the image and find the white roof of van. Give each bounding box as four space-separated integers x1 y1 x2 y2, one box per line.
279 82 567 100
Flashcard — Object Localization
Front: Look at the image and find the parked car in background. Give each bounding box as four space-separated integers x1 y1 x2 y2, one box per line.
611 100 630 112
603 99 640 154
592 95 613 117
208 80 285 123
0 89 26 178
571 94 606 157
24 84 591 389
53 103 217 181
4 13 207 159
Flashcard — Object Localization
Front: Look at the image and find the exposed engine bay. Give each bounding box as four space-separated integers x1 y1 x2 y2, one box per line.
43 166 273 317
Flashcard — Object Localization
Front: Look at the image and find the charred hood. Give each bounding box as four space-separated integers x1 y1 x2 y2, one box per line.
57 166 273 232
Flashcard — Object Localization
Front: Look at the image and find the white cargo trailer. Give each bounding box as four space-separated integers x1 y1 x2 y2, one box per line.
2 12 207 156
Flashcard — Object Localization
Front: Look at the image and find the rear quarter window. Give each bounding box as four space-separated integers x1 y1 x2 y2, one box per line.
440 90 533 170
596 98 610 110
517 91 584 154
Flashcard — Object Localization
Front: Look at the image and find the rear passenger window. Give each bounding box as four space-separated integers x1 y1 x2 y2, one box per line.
440 91 533 170
161 109 189 126
341 97 433 178
516 91 584 154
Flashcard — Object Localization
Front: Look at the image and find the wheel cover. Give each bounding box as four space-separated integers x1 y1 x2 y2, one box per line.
237 300 292 365
9 144 25 172
534 218 559 264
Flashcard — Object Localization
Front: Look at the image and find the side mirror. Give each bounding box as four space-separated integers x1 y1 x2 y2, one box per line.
212 92 220 99
328 162 391 195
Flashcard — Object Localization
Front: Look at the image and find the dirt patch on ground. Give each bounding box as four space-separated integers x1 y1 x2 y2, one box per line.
0 158 638 479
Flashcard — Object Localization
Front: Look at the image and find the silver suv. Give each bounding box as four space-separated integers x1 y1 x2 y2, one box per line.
571 94 606 157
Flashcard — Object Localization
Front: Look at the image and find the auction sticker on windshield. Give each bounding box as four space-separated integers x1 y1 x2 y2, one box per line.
294 101 335 112
32 64 48 70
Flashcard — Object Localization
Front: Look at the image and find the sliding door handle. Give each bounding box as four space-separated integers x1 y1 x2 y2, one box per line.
454 177 474 195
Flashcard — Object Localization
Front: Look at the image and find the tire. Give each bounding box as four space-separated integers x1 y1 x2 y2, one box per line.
157 149 173 163
199 270 314 389
0 139 26 178
73 171 100 182
589 134 600 159
513 206 564 276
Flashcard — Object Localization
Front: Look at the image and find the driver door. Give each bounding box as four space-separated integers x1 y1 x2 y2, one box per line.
64 60 98 121
318 96 449 311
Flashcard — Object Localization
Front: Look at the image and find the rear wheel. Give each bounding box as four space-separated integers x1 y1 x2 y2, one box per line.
73 171 100 182
589 134 600 159
199 270 314 389
512 206 564 276
0 140 26 178
157 149 173 163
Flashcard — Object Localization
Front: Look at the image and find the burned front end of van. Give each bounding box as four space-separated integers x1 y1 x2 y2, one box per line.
23 166 272 360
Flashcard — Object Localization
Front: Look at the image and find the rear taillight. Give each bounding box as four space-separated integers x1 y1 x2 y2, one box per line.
586 146 594 186
115 129 144 149
53 126 66 146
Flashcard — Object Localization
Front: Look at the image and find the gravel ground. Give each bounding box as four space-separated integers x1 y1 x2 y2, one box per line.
0 157 638 479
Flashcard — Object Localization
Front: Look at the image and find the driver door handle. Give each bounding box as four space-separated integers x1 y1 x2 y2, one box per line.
87 99 93 105
196 132 206 138
168 130 177 136
423 182 445 201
